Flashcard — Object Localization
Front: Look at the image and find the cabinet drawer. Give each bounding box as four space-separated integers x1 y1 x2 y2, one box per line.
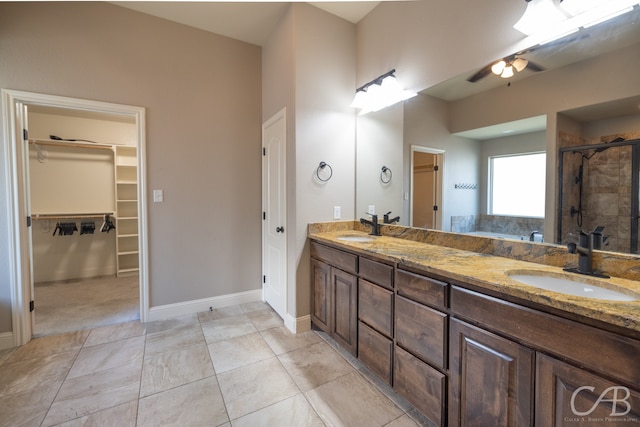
358 321 393 385
310 241 357 274
394 346 446 426
396 296 447 370
359 279 393 337
396 269 447 309
359 257 393 290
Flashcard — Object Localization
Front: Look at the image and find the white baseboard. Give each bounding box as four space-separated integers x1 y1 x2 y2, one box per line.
0 332 15 350
285 314 311 334
148 289 262 322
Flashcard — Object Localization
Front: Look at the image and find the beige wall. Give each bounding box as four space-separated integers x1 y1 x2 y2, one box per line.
0 2 262 332
263 4 356 320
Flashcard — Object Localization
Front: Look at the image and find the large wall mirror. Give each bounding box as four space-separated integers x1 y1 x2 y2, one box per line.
356 8 640 254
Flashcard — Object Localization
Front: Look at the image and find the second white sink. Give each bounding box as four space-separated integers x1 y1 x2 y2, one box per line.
337 234 376 243
507 271 638 302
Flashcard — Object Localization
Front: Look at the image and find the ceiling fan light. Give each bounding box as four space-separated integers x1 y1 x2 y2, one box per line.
512 58 529 72
491 60 506 75
501 66 514 79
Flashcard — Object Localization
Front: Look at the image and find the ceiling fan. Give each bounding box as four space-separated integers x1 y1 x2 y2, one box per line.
467 52 545 83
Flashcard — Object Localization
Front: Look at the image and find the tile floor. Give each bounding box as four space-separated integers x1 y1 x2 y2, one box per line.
0 301 434 427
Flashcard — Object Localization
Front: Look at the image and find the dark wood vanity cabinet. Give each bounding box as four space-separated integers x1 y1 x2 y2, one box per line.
310 240 640 427
310 242 358 355
394 269 449 426
358 257 394 384
449 318 534 426
536 353 640 426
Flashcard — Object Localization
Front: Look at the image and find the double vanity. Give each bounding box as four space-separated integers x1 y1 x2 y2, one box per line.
308 221 640 426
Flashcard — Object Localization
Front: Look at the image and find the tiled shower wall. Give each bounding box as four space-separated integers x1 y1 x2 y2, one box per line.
451 214 544 237
559 131 639 253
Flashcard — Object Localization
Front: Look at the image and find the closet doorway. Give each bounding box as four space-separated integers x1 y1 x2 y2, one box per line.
2 90 148 346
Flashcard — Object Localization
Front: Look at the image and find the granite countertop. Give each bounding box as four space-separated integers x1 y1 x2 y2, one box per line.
308 225 640 334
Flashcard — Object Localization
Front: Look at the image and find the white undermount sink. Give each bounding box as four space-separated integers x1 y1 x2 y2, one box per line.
507 270 638 302
337 234 376 243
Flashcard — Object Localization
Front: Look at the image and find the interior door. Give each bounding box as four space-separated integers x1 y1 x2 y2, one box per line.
412 151 442 229
262 109 287 320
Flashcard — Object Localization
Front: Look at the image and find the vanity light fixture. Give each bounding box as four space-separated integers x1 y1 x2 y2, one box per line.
350 69 417 115
514 0 640 44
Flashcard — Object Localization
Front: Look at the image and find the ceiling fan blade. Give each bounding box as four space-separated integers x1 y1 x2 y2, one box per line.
467 64 493 83
526 60 545 72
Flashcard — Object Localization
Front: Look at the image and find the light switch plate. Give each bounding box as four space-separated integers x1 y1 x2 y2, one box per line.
368 205 375 215
153 189 164 203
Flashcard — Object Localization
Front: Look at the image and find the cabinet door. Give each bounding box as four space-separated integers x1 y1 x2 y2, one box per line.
311 258 331 333
536 353 640 426
449 318 534 427
332 267 358 356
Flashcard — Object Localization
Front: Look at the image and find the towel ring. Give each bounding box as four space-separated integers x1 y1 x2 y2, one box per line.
316 161 333 182
380 166 392 184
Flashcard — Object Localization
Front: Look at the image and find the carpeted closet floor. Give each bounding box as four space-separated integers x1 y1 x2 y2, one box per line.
34 275 140 337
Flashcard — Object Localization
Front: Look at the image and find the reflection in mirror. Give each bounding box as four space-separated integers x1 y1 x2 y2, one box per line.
355 8 640 253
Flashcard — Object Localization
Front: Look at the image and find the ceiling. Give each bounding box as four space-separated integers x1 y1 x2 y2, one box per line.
112 1 380 46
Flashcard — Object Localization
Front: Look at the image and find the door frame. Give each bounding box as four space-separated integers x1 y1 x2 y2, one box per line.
1 89 149 347
261 108 288 325
410 145 444 229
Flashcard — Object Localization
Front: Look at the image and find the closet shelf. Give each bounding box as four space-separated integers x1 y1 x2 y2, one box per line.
117 199 137 203
117 216 137 221
118 233 139 238
116 180 137 185
29 138 114 150
118 250 139 256
32 212 115 220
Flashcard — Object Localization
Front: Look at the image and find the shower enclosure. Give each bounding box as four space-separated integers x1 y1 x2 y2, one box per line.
557 134 640 254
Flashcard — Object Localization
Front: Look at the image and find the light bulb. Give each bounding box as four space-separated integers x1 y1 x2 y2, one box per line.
501 65 514 79
512 58 529 72
491 60 506 75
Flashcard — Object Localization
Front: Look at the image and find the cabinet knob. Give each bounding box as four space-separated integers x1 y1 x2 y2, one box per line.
276 226 285 233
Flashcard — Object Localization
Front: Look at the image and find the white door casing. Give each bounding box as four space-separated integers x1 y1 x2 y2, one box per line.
262 108 287 321
1 89 148 347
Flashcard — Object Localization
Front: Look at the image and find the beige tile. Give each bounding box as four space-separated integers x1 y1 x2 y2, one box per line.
385 414 423 427
240 300 271 313
197 305 245 322
279 341 354 392
140 343 215 397
0 347 16 366
231 394 324 427
146 313 200 336
42 359 141 426
137 376 228 427
0 382 60 427
260 326 321 355
84 320 146 347
208 332 275 374
144 315 205 358
201 314 257 344
67 335 144 379
217 357 300 420
6 330 89 363
305 372 403 427
247 308 284 331
55 400 138 427
0 350 76 396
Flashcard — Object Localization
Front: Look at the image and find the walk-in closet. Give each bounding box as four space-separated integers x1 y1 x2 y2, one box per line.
27 106 140 336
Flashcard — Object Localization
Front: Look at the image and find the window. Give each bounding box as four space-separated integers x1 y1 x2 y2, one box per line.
489 152 545 217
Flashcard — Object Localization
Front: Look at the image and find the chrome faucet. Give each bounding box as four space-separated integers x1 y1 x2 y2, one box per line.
564 227 609 278
360 213 381 236
383 211 400 224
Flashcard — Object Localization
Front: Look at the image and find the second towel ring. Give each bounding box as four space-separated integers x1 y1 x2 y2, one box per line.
316 161 333 182
380 166 392 184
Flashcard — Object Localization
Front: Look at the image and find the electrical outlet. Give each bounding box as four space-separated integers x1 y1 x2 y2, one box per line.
333 206 341 219
368 205 375 215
